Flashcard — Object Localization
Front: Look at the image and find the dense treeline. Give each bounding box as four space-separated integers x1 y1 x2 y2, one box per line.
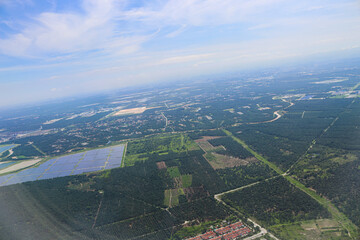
217 163 276 190
293 145 360 227
292 100 360 227
208 136 253 159
223 177 330 227
9 144 42 159
178 153 227 194
231 129 308 171
304 159 360 226
96 210 176 239
318 100 360 150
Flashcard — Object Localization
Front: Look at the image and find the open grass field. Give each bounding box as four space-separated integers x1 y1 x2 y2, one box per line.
205 152 253 169
124 134 200 166
195 137 225 153
181 174 192 188
269 219 348 240
164 188 184 207
167 166 181 178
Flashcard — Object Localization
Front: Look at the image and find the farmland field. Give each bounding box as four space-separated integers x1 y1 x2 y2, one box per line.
269 219 347 240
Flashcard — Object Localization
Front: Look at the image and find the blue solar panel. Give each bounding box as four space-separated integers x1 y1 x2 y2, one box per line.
47 164 76 172
40 159 56 167
82 156 101 161
76 161 104 169
55 157 80 165
16 168 36 176
85 152 97 156
57 171 73 177
0 144 125 187
18 175 39 183
38 172 60 180
104 165 120 170
0 175 11 184
5 176 22 185
71 169 87 175
80 167 103 173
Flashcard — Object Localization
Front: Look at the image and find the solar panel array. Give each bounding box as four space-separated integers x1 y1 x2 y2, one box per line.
0 145 125 187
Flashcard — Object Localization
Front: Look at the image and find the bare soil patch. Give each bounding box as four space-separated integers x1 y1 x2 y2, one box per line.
113 107 148 116
206 152 257 170
195 136 223 142
156 161 167 170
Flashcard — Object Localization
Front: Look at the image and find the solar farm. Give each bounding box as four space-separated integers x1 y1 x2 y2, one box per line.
0 144 125 187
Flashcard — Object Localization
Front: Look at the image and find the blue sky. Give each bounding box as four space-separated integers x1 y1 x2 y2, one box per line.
1 0 360 107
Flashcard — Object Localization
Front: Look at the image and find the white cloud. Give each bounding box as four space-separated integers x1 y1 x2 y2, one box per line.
123 0 285 26
0 0 145 57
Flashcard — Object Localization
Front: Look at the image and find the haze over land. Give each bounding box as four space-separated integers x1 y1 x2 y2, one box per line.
1 0 360 107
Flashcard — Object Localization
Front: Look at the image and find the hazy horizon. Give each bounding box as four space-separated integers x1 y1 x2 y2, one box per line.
1 0 360 107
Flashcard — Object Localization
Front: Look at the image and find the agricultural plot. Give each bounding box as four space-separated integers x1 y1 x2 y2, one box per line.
164 188 184 207
124 134 200 166
167 166 181 178
0 144 125 187
269 219 347 240
196 136 256 169
206 152 255 169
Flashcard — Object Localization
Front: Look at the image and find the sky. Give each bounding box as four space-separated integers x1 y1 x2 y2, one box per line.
1 0 360 108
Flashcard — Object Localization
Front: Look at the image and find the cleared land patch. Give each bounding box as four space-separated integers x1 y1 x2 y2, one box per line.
164 188 184 207
156 161 167 169
113 107 149 116
195 136 223 142
196 136 256 169
206 152 256 169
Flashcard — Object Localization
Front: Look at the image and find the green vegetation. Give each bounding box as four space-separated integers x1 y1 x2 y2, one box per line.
222 177 330 226
217 163 276 189
208 136 253 159
3 71 360 239
269 219 350 240
124 134 200 166
223 129 283 175
223 129 359 239
167 166 181 178
164 188 184 207
181 174 192 188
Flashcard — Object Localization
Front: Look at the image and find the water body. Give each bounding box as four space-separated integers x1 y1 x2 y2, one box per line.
0 162 16 170
0 144 16 154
